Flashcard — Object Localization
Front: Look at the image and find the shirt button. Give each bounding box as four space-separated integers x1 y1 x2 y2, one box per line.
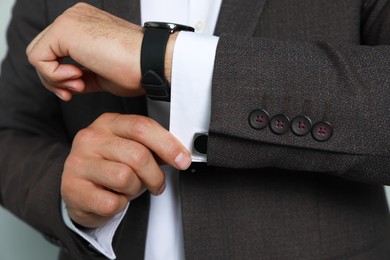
291 115 312 136
312 121 333 142
249 109 269 130
269 114 290 135
194 21 204 32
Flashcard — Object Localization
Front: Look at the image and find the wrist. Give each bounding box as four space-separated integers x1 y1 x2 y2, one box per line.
164 32 179 85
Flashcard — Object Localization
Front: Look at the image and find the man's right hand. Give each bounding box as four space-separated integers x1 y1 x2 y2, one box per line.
26 3 147 101
61 113 191 228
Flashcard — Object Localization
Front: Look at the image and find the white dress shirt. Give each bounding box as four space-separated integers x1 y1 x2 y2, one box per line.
62 1 222 259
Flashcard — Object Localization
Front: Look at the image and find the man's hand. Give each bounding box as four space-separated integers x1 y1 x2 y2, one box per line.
61 113 191 228
26 3 147 101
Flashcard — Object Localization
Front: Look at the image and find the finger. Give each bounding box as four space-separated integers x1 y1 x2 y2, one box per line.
78 71 144 96
40 75 85 92
63 179 129 225
36 61 84 86
99 136 166 196
67 209 115 229
70 123 166 196
27 25 84 94
84 158 145 200
38 75 74 101
107 114 191 170
26 25 51 55
42 68 140 97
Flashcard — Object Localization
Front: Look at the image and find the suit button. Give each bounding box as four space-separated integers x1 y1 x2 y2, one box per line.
249 109 269 130
291 116 312 136
269 114 290 135
312 121 332 141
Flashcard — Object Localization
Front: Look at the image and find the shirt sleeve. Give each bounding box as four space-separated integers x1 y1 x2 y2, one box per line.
61 200 129 259
169 31 219 162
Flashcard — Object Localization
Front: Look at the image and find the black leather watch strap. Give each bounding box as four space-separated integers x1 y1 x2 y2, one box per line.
141 22 194 102
141 27 171 101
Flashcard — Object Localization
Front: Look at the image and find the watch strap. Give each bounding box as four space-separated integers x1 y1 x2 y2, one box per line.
141 27 171 101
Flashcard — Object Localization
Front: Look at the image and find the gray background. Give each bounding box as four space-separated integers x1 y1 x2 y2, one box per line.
0 0 389 259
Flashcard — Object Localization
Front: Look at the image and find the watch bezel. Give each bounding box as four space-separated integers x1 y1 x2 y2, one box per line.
143 21 195 34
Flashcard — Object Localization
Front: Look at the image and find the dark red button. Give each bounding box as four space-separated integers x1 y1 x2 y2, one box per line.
312 121 332 142
291 116 312 136
249 109 269 130
269 114 290 135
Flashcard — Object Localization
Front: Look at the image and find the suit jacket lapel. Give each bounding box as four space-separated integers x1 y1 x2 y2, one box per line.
215 0 268 36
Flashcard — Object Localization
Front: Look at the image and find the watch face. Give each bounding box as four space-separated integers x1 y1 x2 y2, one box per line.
144 22 195 33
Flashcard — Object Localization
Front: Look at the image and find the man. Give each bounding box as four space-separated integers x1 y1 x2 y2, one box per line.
1 0 390 259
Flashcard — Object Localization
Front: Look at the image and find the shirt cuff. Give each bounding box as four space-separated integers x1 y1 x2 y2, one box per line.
169 31 219 162
61 200 129 259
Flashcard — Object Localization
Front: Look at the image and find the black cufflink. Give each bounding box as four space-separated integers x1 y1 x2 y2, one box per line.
193 133 208 156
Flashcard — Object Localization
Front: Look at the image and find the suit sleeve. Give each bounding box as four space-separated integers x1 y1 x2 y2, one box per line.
207 0 390 185
0 0 105 258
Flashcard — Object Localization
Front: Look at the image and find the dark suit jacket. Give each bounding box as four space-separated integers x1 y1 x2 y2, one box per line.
0 0 389 259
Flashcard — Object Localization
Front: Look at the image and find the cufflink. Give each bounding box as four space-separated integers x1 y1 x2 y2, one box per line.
192 133 208 158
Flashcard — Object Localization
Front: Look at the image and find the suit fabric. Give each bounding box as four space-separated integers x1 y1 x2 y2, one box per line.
0 0 389 259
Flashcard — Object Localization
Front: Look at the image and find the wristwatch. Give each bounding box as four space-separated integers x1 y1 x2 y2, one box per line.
141 22 195 101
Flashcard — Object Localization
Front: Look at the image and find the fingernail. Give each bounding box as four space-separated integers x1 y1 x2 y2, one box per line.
156 182 166 196
67 86 78 92
175 152 191 170
55 92 64 100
